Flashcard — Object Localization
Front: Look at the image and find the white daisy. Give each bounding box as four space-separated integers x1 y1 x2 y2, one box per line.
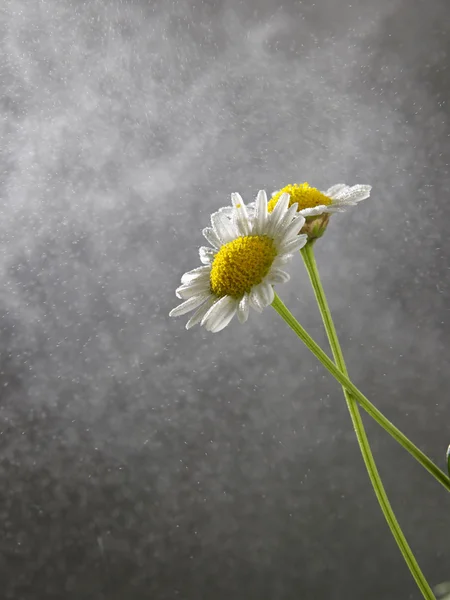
263 182 371 240
169 191 307 333
268 182 372 217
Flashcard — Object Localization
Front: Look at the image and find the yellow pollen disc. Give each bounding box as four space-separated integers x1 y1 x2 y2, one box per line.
210 235 277 298
267 183 332 213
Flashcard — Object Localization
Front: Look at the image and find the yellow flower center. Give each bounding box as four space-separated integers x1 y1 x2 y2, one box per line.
210 235 276 298
267 182 332 213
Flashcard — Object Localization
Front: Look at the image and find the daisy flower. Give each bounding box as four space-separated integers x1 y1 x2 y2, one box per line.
169 191 307 333
267 182 372 239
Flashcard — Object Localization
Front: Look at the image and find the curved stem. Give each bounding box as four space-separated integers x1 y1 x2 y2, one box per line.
270 292 450 494
300 241 434 599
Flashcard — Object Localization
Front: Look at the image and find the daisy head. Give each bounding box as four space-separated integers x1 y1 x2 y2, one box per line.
169 191 307 333
268 182 372 240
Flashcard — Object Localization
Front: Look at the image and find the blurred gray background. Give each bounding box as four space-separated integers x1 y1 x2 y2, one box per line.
1 0 449 598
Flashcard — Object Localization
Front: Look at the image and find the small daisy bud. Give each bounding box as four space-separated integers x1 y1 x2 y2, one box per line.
302 213 330 240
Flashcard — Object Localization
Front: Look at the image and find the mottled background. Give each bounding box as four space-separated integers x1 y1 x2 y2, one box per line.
1 0 449 598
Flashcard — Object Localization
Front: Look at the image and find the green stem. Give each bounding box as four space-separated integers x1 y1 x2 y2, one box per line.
270 293 450 494
300 241 434 599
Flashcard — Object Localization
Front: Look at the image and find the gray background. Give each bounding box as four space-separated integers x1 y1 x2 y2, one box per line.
1 0 449 598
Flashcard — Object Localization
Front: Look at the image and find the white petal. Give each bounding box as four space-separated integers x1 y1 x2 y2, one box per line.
271 254 293 267
169 293 210 317
202 227 222 249
299 206 327 217
271 201 300 243
323 183 347 198
329 184 371 203
249 287 264 313
278 202 299 230
249 283 273 312
201 296 237 333
279 234 308 254
185 296 217 330
253 190 268 235
211 211 238 244
210 304 238 332
237 293 250 323
242 203 256 221
231 192 251 237
200 297 228 327
199 246 215 264
181 265 210 284
331 199 358 206
176 279 210 299
218 206 234 217
268 192 290 236
323 204 349 214
349 184 372 202
259 282 275 306
265 268 290 284
231 192 244 207
279 215 306 242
